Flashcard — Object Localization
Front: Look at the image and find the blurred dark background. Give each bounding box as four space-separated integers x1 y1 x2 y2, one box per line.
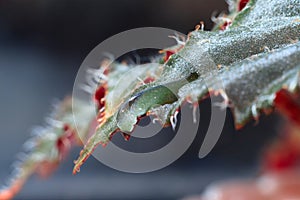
0 0 282 199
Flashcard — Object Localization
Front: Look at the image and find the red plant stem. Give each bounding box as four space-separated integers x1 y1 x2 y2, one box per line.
274 89 300 126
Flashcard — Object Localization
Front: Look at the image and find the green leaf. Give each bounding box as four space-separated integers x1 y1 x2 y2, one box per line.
73 0 300 173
